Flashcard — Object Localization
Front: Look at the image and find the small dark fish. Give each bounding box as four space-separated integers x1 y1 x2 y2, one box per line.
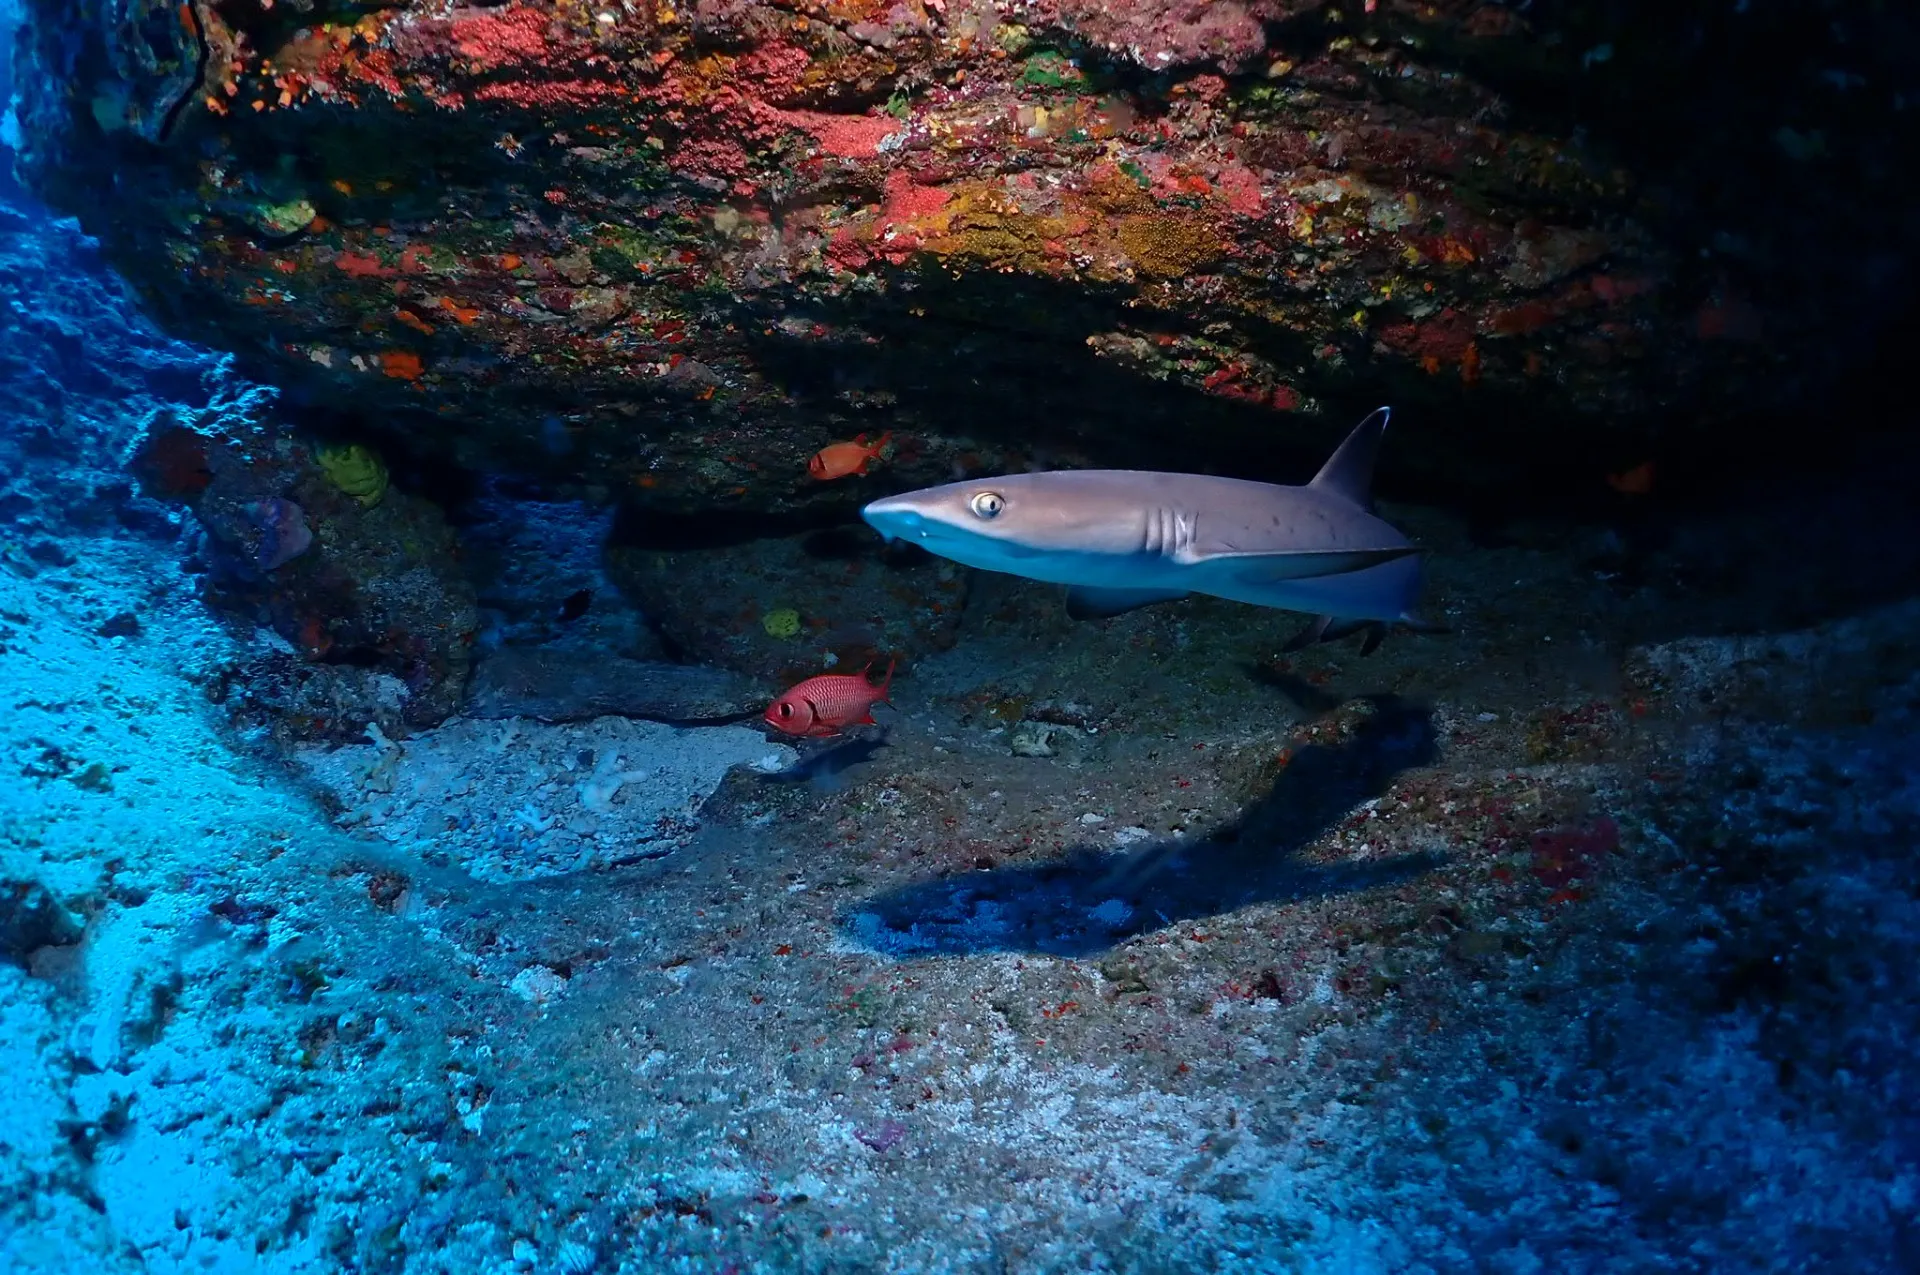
558 589 592 622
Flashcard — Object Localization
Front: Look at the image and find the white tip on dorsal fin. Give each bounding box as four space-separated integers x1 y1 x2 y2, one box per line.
1308 407 1390 510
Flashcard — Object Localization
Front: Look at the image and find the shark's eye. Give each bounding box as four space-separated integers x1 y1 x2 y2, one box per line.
969 490 1005 519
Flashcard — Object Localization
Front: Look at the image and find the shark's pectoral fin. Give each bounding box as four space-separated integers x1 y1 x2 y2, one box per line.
1282 615 1378 653
1065 586 1189 620
1220 545 1418 584
1282 615 1331 651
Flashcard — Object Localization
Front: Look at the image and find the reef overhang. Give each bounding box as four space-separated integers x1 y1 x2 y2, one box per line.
7 0 1908 511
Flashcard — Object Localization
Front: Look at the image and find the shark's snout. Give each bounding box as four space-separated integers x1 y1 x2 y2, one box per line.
862 497 930 542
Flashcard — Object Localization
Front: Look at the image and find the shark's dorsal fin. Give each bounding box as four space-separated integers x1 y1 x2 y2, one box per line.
1308 407 1390 510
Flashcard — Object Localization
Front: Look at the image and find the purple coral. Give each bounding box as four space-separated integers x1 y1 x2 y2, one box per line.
248 497 313 570
855 1119 907 1153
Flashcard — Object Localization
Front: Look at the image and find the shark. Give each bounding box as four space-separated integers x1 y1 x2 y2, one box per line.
860 407 1440 653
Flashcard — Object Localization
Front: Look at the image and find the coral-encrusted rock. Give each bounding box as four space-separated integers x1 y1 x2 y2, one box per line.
0 879 84 966
607 526 966 682
130 384 478 740
10 2 1913 511
0 192 213 540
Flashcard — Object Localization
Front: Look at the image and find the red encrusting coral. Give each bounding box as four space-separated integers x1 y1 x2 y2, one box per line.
1529 818 1620 890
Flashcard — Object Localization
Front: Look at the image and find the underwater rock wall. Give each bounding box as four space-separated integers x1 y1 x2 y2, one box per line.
129 396 482 742
0 181 482 741
10 0 1914 514
0 193 210 558
0 182 791 1268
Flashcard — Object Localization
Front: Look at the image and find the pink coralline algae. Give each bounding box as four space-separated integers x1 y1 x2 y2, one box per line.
781 110 904 160
1530 819 1620 891
1055 0 1282 72
855 1119 908 1153
881 172 953 224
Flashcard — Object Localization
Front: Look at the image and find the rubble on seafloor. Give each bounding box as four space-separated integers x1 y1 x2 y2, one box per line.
294 715 793 882
9 460 1918 1270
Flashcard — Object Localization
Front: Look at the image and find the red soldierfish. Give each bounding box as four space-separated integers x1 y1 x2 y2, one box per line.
764 658 896 738
1606 461 1655 497
808 431 892 481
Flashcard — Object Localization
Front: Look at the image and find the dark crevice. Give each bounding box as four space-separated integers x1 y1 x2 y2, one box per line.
147 1 209 144
317 645 386 669
608 501 851 553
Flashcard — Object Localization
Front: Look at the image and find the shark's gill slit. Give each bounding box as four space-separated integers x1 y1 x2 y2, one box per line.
1143 506 1179 558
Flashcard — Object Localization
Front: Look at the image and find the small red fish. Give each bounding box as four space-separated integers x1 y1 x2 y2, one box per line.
808 431 892 481
1607 461 1655 496
764 658 896 737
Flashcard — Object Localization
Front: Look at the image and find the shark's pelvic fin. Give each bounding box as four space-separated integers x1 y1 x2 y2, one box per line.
1282 616 1390 656
1282 607 1449 656
1065 586 1189 620
1308 407 1391 510
1283 615 1360 651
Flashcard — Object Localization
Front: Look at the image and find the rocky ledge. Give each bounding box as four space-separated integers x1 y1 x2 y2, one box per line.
10 1 1912 514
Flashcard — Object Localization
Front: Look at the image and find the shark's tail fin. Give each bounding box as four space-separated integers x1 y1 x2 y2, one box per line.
1283 610 1449 657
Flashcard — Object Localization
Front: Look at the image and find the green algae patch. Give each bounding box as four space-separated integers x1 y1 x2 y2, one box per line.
255 199 319 237
591 223 676 280
1020 51 1085 90
317 443 389 508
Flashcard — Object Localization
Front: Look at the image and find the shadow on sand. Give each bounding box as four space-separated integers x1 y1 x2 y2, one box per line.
839 695 1445 958
758 729 892 793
